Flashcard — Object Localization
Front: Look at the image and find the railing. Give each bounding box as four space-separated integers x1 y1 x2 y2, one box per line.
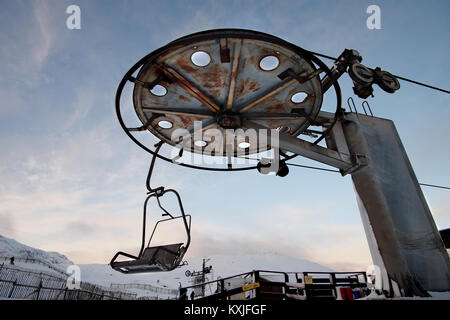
180 270 368 301
110 283 178 296
347 97 374 116
0 263 137 300
0 256 68 277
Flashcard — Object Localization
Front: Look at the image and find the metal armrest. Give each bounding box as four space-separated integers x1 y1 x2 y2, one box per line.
110 251 139 266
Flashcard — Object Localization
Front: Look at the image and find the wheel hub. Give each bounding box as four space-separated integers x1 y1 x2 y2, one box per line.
216 112 241 129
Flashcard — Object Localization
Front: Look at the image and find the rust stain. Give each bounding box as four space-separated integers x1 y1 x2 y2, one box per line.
177 115 193 128
195 64 228 98
236 78 261 97
241 55 255 69
175 115 206 129
263 101 287 113
174 55 197 74
143 96 168 106
178 94 191 103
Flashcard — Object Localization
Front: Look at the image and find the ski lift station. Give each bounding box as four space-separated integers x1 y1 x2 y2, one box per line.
110 29 450 299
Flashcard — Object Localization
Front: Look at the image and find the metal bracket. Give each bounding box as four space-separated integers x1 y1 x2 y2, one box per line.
243 120 362 172
340 153 368 176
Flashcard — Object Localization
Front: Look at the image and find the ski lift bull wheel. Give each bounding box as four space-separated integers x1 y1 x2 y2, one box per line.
115 28 342 171
110 188 191 274
111 29 342 274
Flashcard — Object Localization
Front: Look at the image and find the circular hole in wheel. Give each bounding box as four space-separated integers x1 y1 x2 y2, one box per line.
290 92 308 104
238 142 251 149
194 140 208 148
150 84 167 96
259 55 279 71
157 120 173 129
191 51 211 67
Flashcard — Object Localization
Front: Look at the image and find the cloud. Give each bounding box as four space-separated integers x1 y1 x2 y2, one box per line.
0 211 16 238
430 202 450 230
32 0 54 69
185 219 310 259
65 220 95 236
182 207 372 272
302 225 373 271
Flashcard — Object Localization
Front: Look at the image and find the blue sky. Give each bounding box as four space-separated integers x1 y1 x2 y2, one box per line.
0 0 449 271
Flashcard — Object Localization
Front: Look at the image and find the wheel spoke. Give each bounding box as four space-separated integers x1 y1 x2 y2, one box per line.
242 112 305 120
237 78 297 113
159 64 221 113
225 40 242 110
142 107 214 118
178 119 218 144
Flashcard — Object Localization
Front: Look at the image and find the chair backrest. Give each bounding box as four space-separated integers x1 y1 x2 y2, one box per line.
142 243 184 269
148 215 191 247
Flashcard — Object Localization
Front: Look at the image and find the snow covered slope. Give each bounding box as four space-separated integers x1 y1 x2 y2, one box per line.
79 252 333 292
0 234 73 274
0 234 332 295
2 234 448 300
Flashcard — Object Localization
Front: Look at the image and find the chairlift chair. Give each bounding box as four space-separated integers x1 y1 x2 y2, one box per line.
110 142 191 274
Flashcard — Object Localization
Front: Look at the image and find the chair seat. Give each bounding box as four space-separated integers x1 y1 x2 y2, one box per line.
111 243 184 274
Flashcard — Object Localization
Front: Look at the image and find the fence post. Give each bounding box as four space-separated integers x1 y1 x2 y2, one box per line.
8 281 16 298
36 280 43 300
303 272 309 299
330 273 337 299
254 271 260 299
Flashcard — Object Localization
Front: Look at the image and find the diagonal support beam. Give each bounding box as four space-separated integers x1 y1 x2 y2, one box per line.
242 120 364 173
142 107 214 118
238 79 298 113
159 64 221 113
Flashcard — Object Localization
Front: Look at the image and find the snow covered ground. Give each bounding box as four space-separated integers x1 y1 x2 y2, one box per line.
1 234 449 300
79 253 333 298
0 234 332 298
0 234 72 274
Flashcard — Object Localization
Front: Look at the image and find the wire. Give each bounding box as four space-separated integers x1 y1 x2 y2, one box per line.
285 162 450 190
419 183 450 190
392 75 450 94
307 50 450 94
285 162 339 173
306 50 339 62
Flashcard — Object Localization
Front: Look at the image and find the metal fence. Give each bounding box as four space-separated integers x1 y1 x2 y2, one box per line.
110 282 178 296
0 263 137 300
0 256 67 276
180 269 368 301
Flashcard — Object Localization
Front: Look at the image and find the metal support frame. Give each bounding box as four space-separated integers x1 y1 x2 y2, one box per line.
242 119 366 175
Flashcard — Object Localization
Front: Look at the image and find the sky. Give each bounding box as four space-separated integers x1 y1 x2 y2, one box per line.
0 0 449 272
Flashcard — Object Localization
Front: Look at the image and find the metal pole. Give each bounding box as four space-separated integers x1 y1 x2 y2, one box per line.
36 280 42 300
202 259 205 298
8 281 16 298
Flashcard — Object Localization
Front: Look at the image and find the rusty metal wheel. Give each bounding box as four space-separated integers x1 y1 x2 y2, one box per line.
116 29 341 171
